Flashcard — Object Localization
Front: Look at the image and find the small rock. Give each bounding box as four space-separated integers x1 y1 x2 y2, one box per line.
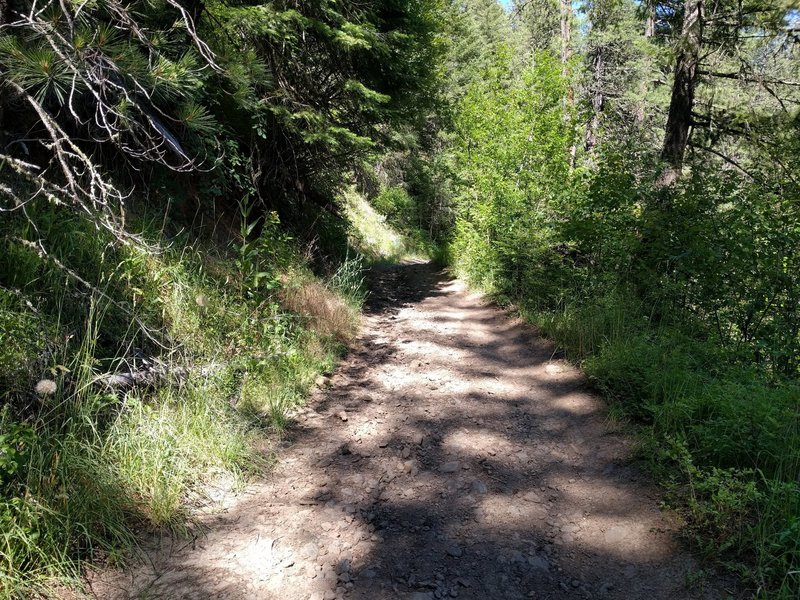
522 491 541 503
338 411 348 422
446 544 463 558
300 542 319 560
571 579 581 588
470 480 488 494
401 446 412 459
413 433 424 445
527 555 549 572
440 461 460 473
316 375 330 387
336 559 351 575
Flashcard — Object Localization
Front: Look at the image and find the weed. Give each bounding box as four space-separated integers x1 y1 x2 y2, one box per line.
279 273 360 345
500 285 800 594
0 198 357 597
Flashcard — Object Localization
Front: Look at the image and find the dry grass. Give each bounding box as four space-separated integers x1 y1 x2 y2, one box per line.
279 274 360 344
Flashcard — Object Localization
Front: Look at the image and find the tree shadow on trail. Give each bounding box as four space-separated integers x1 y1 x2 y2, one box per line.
100 261 744 600
363 260 450 316
275 262 739 600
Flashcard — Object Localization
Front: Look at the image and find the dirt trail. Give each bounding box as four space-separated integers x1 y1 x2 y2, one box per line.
93 262 735 600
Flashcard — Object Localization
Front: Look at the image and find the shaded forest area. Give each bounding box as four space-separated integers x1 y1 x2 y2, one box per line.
0 0 798 598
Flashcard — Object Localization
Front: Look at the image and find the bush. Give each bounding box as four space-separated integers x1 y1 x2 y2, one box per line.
522 289 800 594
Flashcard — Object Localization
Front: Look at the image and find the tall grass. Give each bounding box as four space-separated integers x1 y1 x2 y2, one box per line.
0 201 358 598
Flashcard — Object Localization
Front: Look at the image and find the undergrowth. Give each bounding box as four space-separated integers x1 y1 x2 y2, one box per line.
0 198 364 598
343 187 442 264
514 290 800 597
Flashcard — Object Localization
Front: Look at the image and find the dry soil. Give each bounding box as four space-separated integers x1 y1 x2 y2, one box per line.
91 262 738 600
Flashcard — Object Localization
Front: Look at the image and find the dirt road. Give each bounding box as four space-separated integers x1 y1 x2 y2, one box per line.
93 262 734 600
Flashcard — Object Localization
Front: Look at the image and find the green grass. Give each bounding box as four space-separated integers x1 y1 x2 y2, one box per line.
343 187 442 264
514 290 800 597
0 199 358 598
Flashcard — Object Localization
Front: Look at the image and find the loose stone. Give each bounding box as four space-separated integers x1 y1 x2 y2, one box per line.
440 461 460 473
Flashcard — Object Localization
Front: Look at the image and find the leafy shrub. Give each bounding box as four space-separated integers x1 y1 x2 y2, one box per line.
372 187 416 228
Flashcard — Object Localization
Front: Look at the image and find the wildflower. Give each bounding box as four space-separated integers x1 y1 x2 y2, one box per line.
35 379 57 396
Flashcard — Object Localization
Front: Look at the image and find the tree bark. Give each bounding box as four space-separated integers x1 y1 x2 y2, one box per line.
645 0 656 38
658 0 704 187
559 0 573 105
559 0 576 164
585 46 604 156
0 0 10 141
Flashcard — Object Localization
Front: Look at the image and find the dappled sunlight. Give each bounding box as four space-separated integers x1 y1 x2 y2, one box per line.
93 263 732 599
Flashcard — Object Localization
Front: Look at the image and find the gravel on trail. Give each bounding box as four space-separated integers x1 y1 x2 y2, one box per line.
90 262 740 600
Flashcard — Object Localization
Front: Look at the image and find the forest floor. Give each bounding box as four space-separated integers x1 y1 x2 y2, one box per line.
89 262 740 600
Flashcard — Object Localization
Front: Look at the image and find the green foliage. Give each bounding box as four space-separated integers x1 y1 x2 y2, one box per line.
437 1 800 593
372 187 416 227
0 417 33 490
344 188 440 263
449 49 576 297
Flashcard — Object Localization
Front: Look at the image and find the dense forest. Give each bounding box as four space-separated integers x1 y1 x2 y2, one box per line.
0 0 798 597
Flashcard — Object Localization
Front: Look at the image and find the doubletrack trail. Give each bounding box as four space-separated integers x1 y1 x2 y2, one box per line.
92 262 738 600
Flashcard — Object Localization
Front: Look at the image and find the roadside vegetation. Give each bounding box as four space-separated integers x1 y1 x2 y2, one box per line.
429 2 799 597
0 0 439 596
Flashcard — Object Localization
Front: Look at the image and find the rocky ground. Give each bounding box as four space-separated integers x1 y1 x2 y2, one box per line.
90 262 739 600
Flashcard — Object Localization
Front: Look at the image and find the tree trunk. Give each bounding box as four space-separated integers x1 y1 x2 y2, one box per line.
559 0 575 163
585 46 604 156
559 0 573 105
658 0 703 186
645 0 656 38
